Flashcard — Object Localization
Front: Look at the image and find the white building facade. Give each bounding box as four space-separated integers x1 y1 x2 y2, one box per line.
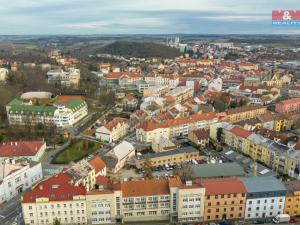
0 161 43 204
242 176 287 219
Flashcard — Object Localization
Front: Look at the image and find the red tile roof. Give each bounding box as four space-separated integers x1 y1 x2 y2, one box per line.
138 112 218 132
88 156 106 174
56 95 85 104
201 178 246 195
22 173 86 203
121 179 170 197
104 117 128 131
229 126 251 139
0 141 45 157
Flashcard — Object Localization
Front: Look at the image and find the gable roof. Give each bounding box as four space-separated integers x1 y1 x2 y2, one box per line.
88 156 106 174
201 178 246 195
121 179 170 197
0 141 45 157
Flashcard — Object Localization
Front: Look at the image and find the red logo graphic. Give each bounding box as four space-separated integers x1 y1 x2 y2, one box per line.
272 10 300 20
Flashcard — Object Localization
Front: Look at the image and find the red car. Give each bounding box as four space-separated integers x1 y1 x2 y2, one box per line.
290 217 299 223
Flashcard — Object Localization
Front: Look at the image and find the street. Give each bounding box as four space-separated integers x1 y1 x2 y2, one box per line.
0 197 23 225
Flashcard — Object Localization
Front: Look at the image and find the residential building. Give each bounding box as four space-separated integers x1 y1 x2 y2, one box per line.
47 68 81 87
143 85 169 98
166 86 194 103
0 141 46 162
105 72 143 86
284 180 300 216
65 159 96 191
170 179 206 223
225 105 267 123
208 78 223 92
136 112 218 143
135 146 199 168
88 156 106 177
145 73 179 89
86 189 116 224
136 80 150 93
243 77 261 87
121 94 138 110
188 128 209 148
0 160 43 204
102 141 135 174
95 118 129 143
21 173 87 225
0 68 8 81
242 176 286 219
201 178 247 221
275 97 300 114
6 93 88 129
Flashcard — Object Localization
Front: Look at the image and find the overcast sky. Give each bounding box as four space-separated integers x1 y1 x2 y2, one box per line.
0 0 299 35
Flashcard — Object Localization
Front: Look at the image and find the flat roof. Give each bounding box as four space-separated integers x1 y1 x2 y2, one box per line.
192 162 245 179
242 176 286 193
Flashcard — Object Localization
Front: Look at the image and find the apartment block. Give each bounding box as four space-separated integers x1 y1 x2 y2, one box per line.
21 173 87 225
201 178 247 221
0 160 43 204
225 105 267 123
284 180 300 216
47 68 80 87
96 117 129 143
275 97 300 114
6 93 88 129
137 112 218 143
242 176 286 219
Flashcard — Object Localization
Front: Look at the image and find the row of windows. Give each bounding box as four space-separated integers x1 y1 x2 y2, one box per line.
246 211 281 218
207 213 243 220
207 207 243 213
182 211 201 216
248 198 283 204
248 205 282 211
207 200 244 206
207 193 244 199
33 210 85 217
29 202 84 210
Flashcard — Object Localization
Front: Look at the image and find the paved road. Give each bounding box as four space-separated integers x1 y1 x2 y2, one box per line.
41 142 70 177
0 197 23 225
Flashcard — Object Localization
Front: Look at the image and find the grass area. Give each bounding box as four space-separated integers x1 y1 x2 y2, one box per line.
52 139 100 164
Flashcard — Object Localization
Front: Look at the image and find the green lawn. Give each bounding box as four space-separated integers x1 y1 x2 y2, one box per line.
52 139 100 164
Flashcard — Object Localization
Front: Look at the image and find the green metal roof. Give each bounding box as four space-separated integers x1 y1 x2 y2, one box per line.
65 99 86 111
7 96 86 115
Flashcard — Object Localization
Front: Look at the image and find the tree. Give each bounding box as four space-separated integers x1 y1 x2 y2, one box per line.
53 218 61 225
173 162 193 182
142 157 153 179
216 127 223 143
230 100 237 109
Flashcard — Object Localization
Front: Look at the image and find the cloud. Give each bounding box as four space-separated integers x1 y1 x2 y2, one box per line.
0 0 299 34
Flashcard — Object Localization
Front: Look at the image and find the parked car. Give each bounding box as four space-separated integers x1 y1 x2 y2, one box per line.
253 219 265 224
290 217 300 223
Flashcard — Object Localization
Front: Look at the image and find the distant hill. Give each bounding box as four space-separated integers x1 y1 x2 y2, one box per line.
99 41 181 58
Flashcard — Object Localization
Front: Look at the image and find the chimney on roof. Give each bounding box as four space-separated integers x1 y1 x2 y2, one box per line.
39 185 43 190
10 142 13 146
253 162 257 177
186 181 192 186
15 142 18 146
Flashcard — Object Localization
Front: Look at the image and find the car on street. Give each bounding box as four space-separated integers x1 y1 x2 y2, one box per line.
253 219 265 224
290 217 300 223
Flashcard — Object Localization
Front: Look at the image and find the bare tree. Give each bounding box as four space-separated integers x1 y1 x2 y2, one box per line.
174 162 194 182
142 157 153 179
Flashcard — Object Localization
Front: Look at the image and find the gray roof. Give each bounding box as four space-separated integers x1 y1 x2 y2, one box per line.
220 149 276 177
242 176 286 193
140 146 198 160
191 162 245 179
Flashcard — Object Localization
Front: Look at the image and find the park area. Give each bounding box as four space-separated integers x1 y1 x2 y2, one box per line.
52 139 100 164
